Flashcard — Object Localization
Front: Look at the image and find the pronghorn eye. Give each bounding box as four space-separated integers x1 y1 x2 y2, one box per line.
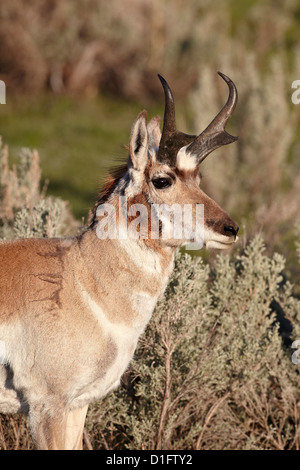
152 177 172 189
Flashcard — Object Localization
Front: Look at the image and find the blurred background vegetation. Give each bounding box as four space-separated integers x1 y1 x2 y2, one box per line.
1 0 300 450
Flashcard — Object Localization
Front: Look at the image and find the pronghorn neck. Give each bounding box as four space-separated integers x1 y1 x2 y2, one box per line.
81 221 175 279
77 227 174 330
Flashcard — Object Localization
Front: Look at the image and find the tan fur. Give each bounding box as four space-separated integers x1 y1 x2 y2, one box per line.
0 109 238 450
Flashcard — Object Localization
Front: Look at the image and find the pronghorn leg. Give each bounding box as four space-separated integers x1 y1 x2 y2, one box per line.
65 405 89 450
29 402 89 450
29 402 69 450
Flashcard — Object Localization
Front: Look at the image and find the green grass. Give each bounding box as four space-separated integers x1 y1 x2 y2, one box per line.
0 94 163 220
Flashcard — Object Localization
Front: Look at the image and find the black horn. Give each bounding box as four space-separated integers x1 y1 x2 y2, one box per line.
156 72 238 167
186 72 238 164
156 74 196 165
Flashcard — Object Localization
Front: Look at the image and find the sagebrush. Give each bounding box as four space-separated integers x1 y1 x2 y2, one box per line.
0 138 77 241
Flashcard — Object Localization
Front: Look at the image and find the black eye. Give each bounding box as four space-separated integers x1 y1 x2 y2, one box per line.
152 177 172 189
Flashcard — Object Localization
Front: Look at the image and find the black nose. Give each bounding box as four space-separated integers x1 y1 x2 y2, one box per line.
224 225 239 237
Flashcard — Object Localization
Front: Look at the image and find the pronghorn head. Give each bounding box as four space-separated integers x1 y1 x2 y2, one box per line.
93 73 239 250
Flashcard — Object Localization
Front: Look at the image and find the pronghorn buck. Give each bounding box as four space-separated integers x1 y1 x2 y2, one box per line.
0 73 239 450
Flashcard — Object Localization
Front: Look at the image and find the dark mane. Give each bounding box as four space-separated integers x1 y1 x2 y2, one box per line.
88 162 128 229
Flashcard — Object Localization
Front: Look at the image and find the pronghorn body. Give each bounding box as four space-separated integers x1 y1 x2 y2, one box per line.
0 73 239 449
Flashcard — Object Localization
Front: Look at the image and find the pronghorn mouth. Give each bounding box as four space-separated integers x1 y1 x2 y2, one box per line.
205 237 238 250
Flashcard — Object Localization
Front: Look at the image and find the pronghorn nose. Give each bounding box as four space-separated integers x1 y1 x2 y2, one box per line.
224 225 239 238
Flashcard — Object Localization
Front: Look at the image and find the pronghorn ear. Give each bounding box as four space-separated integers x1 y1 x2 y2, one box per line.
129 111 149 172
147 116 161 149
